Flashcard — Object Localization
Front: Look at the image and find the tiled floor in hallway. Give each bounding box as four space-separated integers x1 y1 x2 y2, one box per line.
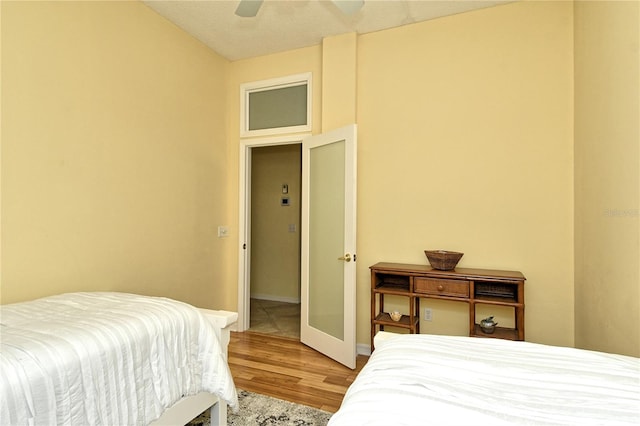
249 298 300 339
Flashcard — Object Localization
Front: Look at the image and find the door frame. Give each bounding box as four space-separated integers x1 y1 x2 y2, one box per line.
237 134 310 332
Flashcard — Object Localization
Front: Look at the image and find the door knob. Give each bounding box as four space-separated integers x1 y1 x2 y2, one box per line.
338 253 352 262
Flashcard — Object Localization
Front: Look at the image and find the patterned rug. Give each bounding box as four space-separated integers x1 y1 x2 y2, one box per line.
188 389 333 426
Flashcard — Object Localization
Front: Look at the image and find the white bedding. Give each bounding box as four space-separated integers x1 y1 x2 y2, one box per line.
0 292 238 426
329 332 640 426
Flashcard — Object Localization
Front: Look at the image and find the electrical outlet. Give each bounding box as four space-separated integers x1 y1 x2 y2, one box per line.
424 308 433 322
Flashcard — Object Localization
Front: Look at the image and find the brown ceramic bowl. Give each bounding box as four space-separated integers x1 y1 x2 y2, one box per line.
424 250 464 270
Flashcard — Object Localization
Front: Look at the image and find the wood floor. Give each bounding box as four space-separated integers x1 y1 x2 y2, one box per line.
227 331 369 413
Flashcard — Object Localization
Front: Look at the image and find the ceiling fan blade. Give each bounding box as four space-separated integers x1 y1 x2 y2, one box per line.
235 0 264 17
332 0 364 16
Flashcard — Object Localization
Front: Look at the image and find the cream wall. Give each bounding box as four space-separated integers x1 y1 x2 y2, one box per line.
356 1 574 346
227 1 575 347
574 1 639 357
3 0 635 355
0 1 234 309
322 33 358 131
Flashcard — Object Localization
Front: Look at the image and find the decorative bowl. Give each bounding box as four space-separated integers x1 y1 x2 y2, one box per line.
389 311 402 322
480 316 498 334
424 250 464 270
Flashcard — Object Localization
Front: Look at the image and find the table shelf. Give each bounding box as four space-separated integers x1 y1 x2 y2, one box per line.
371 262 525 352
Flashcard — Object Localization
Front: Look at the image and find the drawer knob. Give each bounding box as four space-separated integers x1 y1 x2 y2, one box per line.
437 285 444 291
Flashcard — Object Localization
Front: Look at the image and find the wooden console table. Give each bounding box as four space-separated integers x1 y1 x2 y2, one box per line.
371 262 525 351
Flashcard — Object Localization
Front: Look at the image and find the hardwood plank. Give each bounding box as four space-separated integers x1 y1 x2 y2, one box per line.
228 331 368 413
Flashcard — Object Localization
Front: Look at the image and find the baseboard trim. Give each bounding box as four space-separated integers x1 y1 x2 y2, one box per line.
356 343 372 357
251 294 301 304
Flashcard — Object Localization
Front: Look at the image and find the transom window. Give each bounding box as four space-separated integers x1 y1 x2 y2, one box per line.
240 73 312 137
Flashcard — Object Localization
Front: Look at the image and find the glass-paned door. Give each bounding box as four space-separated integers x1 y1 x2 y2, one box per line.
300 124 357 369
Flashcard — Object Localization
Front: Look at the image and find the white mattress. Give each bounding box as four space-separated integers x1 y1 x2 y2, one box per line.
329 332 640 426
0 292 238 426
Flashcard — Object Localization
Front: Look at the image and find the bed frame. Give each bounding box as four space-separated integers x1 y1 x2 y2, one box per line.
149 309 237 426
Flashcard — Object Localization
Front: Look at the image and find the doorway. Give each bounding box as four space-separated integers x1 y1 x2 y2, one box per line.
238 125 357 368
247 144 302 339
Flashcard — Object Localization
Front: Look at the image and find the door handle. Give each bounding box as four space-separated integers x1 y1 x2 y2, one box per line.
338 253 352 262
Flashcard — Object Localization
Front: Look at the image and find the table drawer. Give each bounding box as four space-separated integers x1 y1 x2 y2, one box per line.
414 278 470 298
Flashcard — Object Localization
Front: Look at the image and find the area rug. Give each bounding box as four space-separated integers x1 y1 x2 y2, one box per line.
188 389 333 426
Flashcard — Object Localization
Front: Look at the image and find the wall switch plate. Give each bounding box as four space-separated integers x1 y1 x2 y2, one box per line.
424 308 433 322
217 226 229 238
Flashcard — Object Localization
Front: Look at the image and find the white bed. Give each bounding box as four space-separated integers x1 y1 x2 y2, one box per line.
329 332 640 426
0 292 239 426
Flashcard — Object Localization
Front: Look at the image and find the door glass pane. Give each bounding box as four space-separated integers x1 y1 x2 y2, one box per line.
248 84 307 131
308 140 345 340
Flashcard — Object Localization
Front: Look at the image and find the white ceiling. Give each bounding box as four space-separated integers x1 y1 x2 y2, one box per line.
143 0 511 61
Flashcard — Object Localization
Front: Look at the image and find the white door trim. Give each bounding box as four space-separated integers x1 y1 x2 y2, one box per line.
237 134 310 332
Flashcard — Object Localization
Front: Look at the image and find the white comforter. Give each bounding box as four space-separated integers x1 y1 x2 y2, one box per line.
329 333 640 426
0 292 238 426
